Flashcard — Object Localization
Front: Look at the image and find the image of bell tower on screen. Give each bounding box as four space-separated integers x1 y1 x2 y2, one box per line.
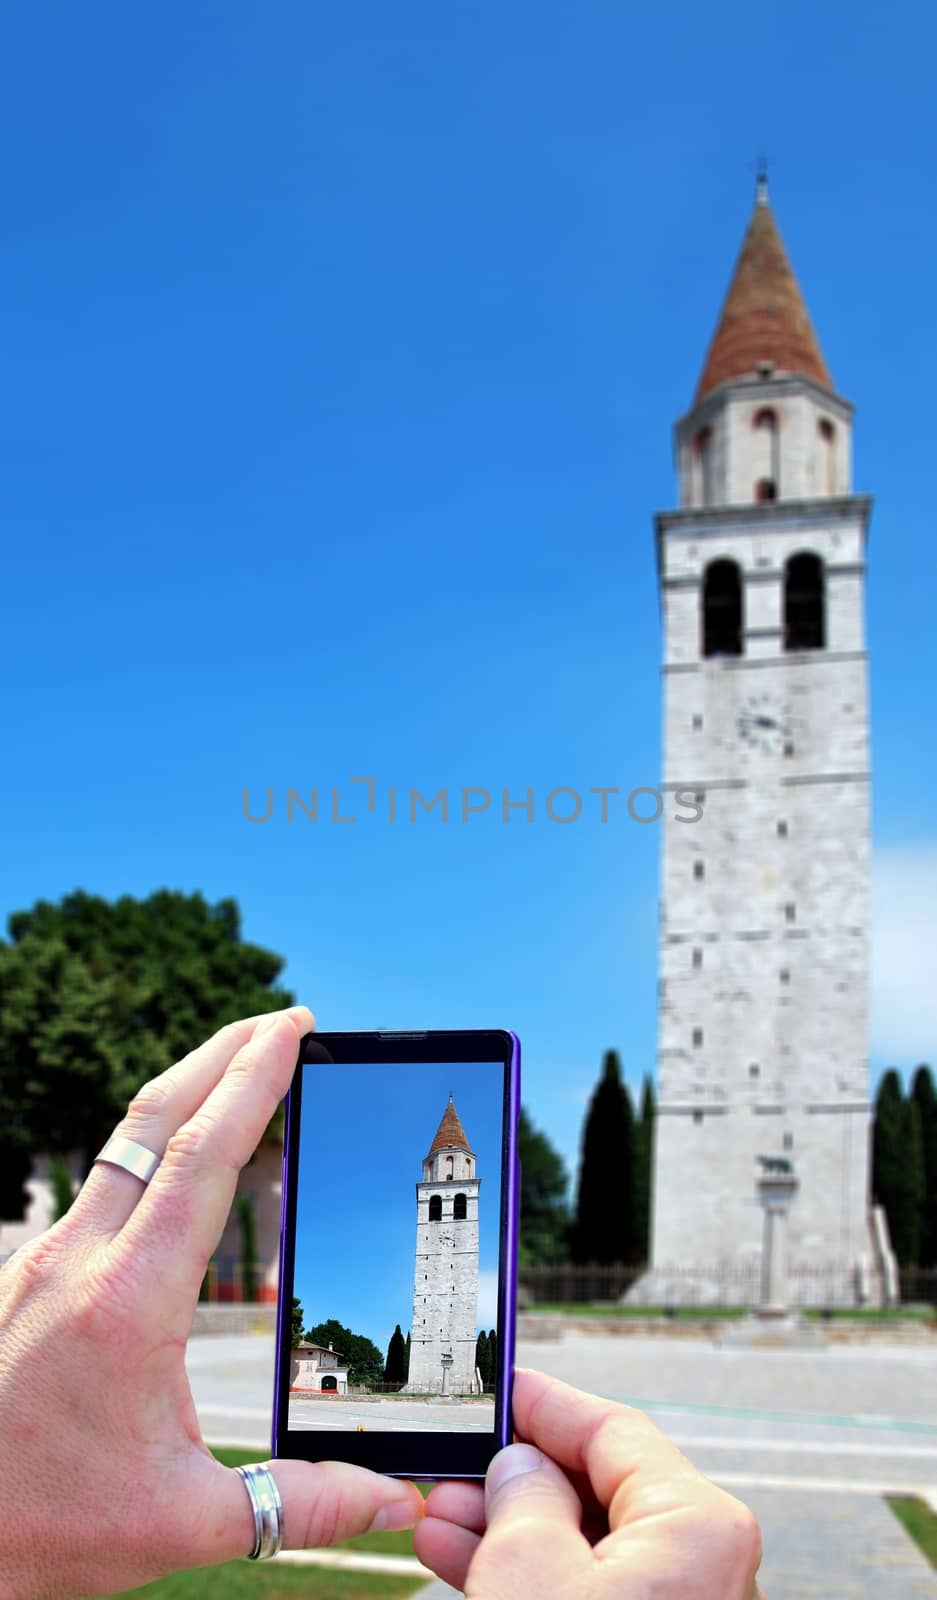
404 1097 481 1395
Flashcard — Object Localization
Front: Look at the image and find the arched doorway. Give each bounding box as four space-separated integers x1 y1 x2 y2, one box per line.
320 1374 338 1392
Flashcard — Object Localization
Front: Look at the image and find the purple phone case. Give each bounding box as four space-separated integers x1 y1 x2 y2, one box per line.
271 1029 521 1476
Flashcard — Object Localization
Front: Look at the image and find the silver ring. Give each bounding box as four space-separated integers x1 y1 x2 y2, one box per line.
93 1135 161 1186
235 1463 284 1560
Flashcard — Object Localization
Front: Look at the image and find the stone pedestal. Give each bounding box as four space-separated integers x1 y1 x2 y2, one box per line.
758 1167 798 1315
715 1312 825 1349
716 1160 825 1348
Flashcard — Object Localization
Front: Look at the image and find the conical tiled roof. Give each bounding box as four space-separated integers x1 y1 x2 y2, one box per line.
694 184 832 403
427 1096 472 1156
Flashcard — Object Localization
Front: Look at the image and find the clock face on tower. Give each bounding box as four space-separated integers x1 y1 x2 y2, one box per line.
736 692 793 754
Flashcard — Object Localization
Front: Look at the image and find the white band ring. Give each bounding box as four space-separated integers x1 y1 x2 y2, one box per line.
235 1463 284 1560
93 1135 162 1186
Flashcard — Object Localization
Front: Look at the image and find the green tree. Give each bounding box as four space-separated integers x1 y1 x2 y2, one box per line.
911 1065 937 1268
475 1330 491 1387
0 1147 32 1232
291 1298 305 1344
404 1331 411 1380
895 1095 925 1267
49 1155 75 1222
236 1193 258 1303
632 1075 656 1264
873 1069 902 1214
0 889 293 1187
306 1319 384 1388
383 1324 407 1384
572 1050 635 1265
873 1070 925 1267
518 1107 571 1268
0 941 130 1191
488 1328 497 1380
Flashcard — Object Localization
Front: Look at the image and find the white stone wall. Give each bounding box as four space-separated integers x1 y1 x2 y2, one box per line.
406 1177 480 1393
290 1349 350 1392
650 483 873 1305
423 1149 476 1183
677 377 853 509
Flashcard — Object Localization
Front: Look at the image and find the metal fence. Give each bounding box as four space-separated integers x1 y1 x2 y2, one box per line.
520 1264 644 1303
199 1259 267 1304
196 1257 937 1311
519 1261 878 1308
899 1268 937 1306
345 1382 497 1397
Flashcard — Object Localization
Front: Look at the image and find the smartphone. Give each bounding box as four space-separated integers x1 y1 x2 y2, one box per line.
272 1028 520 1480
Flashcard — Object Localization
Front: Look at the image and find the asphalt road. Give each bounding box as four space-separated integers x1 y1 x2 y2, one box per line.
186 1330 937 1598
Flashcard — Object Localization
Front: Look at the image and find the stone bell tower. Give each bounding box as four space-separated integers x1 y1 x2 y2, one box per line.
404 1098 481 1393
644 175 877 1307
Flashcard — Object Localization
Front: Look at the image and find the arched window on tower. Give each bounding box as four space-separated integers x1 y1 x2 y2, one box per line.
428 1195 442 1222
818 417 836 495
702 559 743 658
453 1193 467 1221
694 425 714 507
784 552 825 651
752 408 779 501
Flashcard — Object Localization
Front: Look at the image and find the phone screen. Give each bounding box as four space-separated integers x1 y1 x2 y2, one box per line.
274 1030 519 1478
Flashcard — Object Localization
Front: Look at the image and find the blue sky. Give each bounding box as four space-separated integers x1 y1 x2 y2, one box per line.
293 1061 503 1351
2 3 936 1190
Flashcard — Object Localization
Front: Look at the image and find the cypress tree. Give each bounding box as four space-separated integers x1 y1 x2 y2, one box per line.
404 1331 411 1379
49 1154 75 1222
383 1324 407 1384
572 1050 635 1264
488 1328 497 1379
632 1076 656 1265
911 1065 937 1268
893 1096 925 1267
873 1071 925 1267
872 1069 904 1226
236 1193 258 1303
475 1331 491 1386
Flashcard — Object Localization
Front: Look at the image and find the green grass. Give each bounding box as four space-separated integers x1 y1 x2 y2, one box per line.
123 1448 434 1599
886 1496 937 1568
128 1566 420 1600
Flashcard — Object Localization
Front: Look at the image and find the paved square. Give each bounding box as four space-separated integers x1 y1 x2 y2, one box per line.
187 1330 937 1597
288 1395 495 1432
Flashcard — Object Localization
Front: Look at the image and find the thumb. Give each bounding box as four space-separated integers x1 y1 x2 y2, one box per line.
194 1457 423 1565
472 1444 590 1596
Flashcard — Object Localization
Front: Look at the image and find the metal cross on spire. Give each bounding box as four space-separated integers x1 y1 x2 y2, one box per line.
752 149 772 206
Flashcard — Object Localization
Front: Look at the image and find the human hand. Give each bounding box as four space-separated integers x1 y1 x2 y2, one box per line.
415 1368 764 1598
0 1008 423 1600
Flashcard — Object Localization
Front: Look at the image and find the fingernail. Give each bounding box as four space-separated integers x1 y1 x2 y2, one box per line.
486 1443 544 1497
369 1497 420 1532
254 1013 284 1037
